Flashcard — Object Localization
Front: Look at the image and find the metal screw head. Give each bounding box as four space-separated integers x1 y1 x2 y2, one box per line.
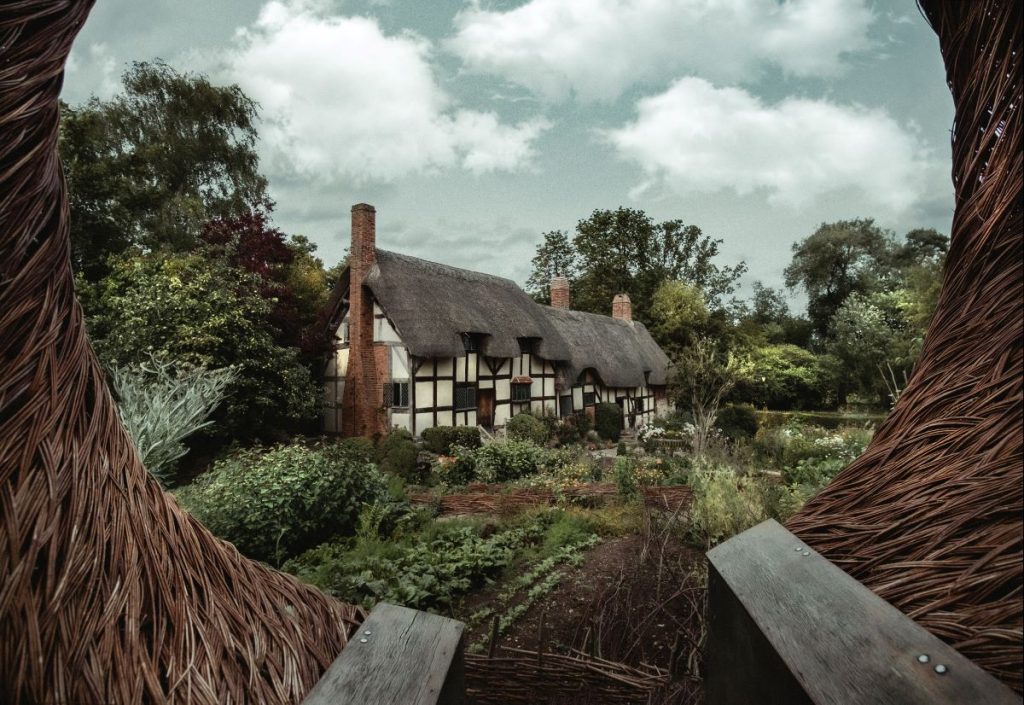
802 551 810 556
359 638 369 644
934 664 948 675
917 654 930 663
794 546 802 552
363 630 372 636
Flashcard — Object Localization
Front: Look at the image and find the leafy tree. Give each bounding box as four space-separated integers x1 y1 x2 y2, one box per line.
784 219 897 340
86 250 320 441
648 280 709 355
736 282 814 348
827 290 919 406
200 215 330 358
525 230 579 304
732 344 840 410
672 337 743 456
60 61 270 279
527 208 745 323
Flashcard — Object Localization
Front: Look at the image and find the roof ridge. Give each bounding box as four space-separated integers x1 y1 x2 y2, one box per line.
375 248 520 288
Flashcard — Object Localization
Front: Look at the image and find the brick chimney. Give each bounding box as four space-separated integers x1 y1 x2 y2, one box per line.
342 204 384 438
612 293 632 322
550 275 570 310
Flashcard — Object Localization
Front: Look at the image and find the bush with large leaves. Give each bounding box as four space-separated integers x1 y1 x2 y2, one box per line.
176 442 388 565
85 249 319 441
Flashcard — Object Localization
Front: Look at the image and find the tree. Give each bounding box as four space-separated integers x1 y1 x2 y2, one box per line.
827 290 920 406
672 337 743 456
86 250 320 441
648 280 710 356
732 344 840 410
784 219 897 341
60 61 270 279
525 230 579 303
526 208 745 324
200 215 330 358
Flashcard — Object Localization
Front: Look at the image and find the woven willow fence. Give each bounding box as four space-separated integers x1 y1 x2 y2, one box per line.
789 0 1023 693
0 3 362 704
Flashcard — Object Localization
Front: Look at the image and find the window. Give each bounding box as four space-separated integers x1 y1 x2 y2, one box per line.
518 338 534 355
388 382 409 408
559 395 573 417
635 397 644 413
512 383 531 402
583 391 596 406
455 384 477 410
461 333 479 353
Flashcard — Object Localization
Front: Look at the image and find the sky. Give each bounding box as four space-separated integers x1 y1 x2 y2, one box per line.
61 0 956 306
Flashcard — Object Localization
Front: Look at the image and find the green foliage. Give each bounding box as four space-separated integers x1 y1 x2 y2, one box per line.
614 458 638 499
733 344 839 410
827 290 919 406
672 337 742 455
784 219 897 340
649 280 710 354
434 445 480 486
85 250 319 441
594 402 623 441
715 404 759 441
286 519 547 611
506 412 549 445
60 61 269 279
421 426 482 455
176 442 388 565
687 466 770 545
376 429 420 482
475 441 548 482
526 207 746 325
109 356 236 487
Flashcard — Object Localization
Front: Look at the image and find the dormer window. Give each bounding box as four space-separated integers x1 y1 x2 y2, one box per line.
462 333 480 353
518 337 535 355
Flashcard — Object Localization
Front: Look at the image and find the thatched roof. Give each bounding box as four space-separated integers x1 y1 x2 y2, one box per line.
542 307 671 388
364 250 572 360
330 249 670 387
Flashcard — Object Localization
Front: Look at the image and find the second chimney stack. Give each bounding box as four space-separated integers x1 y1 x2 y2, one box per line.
550 276 571 310
612 293 632 322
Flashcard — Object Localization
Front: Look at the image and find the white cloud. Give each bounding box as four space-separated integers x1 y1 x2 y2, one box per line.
603 77 936 212
449 0 875 102
65 43 121 101
221 0 550 182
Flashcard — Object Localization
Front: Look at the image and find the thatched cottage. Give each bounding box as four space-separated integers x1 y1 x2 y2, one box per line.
324 204 671 438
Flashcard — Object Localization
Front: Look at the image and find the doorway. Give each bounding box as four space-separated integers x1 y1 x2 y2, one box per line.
478 389 495 429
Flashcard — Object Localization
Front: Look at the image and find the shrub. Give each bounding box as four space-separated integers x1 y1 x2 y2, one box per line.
554 415 585 445
783 457 846 489
506 412 549 445
715 404 759 441
421 426 482 455
336 436 376 463
376 429 419 482
475 440 546 482
687 465 769 545
176 442 387 565
434 445 479 486
594 403 623 442
109 356 236 487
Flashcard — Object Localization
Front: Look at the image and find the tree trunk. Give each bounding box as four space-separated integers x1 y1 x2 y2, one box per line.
0 3 362 703
788 0 1022 692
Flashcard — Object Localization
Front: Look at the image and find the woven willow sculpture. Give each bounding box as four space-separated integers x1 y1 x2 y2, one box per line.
790 0 1023 693
0 2 361 703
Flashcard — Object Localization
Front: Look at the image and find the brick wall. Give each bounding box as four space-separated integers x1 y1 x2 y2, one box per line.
550 276 570 309
612 293 632 321
341 203 388 438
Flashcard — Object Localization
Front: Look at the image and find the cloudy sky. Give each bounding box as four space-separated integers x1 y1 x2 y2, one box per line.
62 0 955 303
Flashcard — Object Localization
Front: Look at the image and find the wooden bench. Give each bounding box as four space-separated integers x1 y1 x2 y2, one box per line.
302 603 465 705
705 519 1021 705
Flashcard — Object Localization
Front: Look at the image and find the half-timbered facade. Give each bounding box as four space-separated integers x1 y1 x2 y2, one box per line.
324 204 671 438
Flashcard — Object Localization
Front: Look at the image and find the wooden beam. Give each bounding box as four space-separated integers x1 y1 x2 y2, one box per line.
705 520 1020 705
302 603 465 705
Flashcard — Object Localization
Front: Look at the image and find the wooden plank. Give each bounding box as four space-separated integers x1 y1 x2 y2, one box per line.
706 519 1021 705
302 603 465 705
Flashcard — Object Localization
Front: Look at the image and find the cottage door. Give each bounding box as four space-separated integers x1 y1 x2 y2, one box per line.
478 389 495 429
